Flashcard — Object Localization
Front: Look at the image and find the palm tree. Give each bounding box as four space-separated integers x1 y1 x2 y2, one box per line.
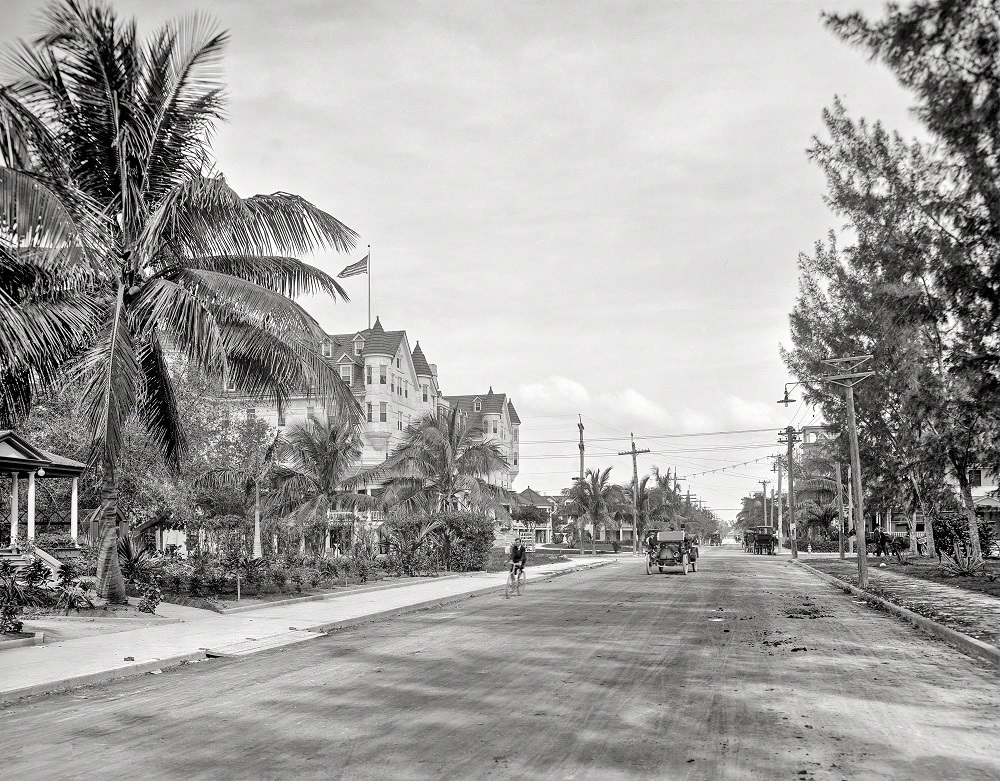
196 432 281 559
623 474 669 551
270 416 377 554
563 467 625 554
0 1 359 601
364 407 510 516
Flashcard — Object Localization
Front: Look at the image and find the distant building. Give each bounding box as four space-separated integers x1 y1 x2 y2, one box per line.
227 318 521 499
515 486 557 545
443 388 520 492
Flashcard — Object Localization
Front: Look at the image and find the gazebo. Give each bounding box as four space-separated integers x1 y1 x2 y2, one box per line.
0 430 88 544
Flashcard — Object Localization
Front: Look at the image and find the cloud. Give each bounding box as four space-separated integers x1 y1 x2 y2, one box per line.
517 376 592 413
722 394 793 429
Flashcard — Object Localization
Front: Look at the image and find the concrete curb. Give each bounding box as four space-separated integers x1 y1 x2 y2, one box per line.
216 574 466 614
0 651 207 705
0 560 613 704
793 560 1000 672
304 560 617 634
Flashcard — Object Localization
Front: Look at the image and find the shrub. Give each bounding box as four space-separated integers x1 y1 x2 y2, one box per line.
33 532 77 549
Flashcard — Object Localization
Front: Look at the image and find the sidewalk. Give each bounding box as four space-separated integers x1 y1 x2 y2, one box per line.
794 558 1000 670
1 557 614 704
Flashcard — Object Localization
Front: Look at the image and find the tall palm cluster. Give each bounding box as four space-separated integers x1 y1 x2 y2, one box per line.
562 465 701 552
363 407 510 516
0 0 358 600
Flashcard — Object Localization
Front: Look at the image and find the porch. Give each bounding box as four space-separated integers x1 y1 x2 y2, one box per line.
0 430 87 546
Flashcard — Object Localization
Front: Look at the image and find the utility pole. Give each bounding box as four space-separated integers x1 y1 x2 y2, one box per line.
759 480 770 531
577 415 585 556
835 462 845 560
773 457 783 543
619 433 650 554
779 427 800 558
823 355 874 588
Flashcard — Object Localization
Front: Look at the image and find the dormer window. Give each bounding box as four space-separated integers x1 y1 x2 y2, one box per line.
354 338 364 356
321 342 332 358
340 365 352 382
474 398 482 412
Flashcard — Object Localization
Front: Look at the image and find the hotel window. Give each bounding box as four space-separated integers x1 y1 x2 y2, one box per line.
422 385 428 402
354 340 363 355
397 411 403 431
390 377 395 393
380 366 387 384
969 468 983 488
474 400 481 412
366 365 372 384
340 365 352 382
321 342 332 358
493 421 498 434
513 456 518 466
396 357 401 368
404 382 408 398
379 402 387 423
367 403 373 423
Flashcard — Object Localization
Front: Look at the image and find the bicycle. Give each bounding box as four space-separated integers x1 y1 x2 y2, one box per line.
505 562 525 598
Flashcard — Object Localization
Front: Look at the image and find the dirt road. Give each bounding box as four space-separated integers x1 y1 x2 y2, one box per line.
3 546 998 780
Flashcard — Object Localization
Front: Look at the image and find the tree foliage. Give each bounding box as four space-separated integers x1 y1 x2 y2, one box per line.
0 1 359 598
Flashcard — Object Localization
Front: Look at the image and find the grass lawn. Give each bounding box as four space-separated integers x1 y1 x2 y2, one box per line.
804 555 1000 599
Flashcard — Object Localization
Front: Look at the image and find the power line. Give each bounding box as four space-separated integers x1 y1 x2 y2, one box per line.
516 426 780 446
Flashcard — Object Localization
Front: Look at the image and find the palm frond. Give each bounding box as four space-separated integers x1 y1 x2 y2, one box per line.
132 277 225 374
135 333 186 469
139 175 358 262
73 285 140 471
180 254 348 301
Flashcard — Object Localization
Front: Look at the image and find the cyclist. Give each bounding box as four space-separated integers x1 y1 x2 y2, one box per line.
509 538 528 578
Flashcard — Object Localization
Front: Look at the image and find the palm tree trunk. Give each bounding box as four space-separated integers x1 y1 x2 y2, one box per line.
96 469 127 603
252 481 263 559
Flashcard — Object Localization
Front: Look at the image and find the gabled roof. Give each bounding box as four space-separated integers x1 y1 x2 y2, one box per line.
0 431 86 477
411 341 433 377
446 389 508 416
519 487 555 507
325 317 405 361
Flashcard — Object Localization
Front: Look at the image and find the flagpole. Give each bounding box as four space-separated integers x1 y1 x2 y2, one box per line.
368 244 371 330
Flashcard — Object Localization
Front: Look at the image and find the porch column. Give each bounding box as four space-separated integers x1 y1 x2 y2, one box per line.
70 477 79 542
26 471 36 540
9 473 18 543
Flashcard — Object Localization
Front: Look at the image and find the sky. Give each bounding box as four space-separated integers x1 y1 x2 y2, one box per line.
2 0 923 521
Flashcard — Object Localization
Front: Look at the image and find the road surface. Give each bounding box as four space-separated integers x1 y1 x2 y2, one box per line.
3 546 998 780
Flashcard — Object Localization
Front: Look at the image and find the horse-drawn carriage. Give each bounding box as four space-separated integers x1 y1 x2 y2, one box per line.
709 533 722 546
645 530 699 575
744 526 777 555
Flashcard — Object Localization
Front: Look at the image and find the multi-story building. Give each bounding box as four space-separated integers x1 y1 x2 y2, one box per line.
230 318 521 494
443 389 520 491
233 318 444 468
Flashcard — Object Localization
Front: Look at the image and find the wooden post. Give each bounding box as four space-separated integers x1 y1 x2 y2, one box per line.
26 471 36 540
786 427 798 559
845 383 869 587
835 462 845 560
70 477 79 542
9 473 18 544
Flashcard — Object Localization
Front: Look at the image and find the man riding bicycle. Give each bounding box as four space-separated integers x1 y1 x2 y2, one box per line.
509 538 528 576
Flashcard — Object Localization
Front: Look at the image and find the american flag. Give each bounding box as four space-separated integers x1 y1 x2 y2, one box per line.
337 253 369 278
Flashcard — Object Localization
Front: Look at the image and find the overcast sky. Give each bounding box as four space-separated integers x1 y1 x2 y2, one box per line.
3 0 921 520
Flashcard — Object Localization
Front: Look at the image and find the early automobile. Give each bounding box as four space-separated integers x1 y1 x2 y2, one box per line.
645 529 699 575
750 525 778 555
